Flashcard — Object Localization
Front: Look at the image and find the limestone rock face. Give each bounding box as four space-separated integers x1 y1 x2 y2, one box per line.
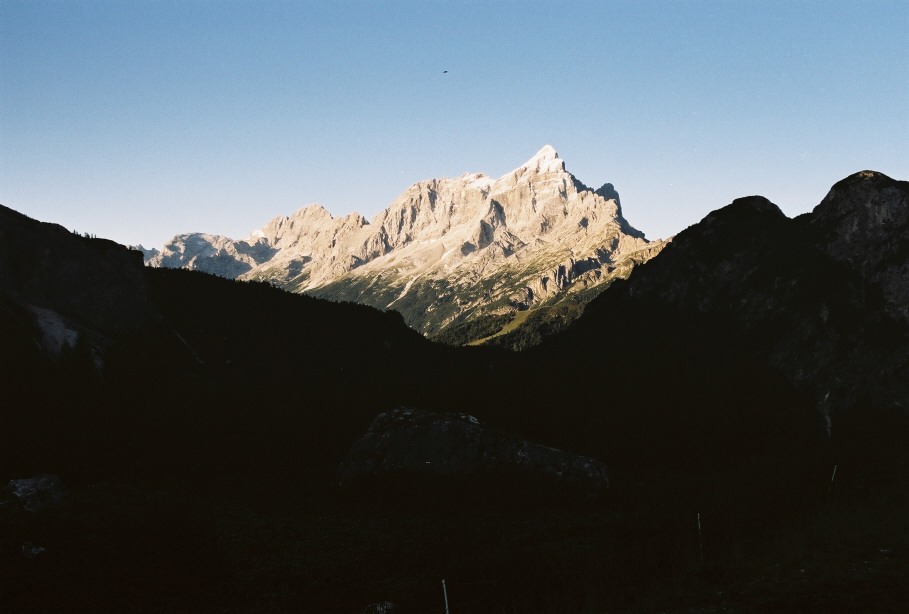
338 407 609 489
146 233 276 279
146 147 664 336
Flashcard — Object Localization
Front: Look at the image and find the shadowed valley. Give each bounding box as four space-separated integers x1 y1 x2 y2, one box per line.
1 170 908 612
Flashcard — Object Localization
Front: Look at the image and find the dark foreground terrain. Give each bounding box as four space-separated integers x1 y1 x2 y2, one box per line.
2 170 907 611
3 446 909 613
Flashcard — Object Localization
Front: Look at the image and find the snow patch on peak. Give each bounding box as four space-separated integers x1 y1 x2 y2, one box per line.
533 144 559 160
510 145 565 176
463 172 495 190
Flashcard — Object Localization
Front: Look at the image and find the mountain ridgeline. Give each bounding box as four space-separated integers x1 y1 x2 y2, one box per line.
556 170 909 419
144 146 665 343
2 169 908 612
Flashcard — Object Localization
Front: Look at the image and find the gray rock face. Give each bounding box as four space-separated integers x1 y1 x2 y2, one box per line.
146 147 663 337
146 233 277 279
339 408 608 490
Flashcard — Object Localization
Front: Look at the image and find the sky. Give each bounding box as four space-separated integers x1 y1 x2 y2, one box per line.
1 1 907 248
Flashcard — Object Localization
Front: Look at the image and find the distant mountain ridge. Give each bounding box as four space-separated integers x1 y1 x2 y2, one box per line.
144 146 664 337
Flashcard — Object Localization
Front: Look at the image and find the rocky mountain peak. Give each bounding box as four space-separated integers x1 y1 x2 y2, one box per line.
146 147 663 339
514 144 565 175
807 170 908 325
812 170 905 223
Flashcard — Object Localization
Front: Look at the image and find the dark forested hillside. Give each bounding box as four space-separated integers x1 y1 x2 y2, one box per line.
2 170 908 613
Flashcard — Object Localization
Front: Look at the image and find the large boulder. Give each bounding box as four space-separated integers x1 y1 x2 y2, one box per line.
339 408 608 491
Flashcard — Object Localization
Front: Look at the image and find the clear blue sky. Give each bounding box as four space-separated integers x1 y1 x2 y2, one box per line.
2 0 907 248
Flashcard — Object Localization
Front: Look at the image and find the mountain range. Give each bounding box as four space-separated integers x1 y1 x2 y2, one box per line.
143 146 665 340
1 167 907 612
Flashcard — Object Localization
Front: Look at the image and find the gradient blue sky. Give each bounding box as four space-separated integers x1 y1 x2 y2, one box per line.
2 1 907 248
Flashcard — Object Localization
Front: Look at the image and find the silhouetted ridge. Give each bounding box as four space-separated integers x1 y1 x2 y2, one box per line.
562 171 908 420
2 170 909 613
699 195 786 229
826 169 903 193
0 203 150 340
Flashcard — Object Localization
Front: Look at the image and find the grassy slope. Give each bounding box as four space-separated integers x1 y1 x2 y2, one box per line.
466 308 535 345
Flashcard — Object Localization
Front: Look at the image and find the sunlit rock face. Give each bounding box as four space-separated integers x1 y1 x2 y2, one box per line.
338 407 609 490
147 146 664 335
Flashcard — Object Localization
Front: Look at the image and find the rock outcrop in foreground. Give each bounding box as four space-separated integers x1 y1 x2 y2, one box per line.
339 407 609 491
146 146 663 337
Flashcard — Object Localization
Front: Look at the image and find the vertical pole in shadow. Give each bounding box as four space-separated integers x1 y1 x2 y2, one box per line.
828 464 838 497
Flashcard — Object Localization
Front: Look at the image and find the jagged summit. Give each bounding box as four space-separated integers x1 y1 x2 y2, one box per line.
536 144 558 158
146 147 663 338
512 144 565 175
525 144 559 163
